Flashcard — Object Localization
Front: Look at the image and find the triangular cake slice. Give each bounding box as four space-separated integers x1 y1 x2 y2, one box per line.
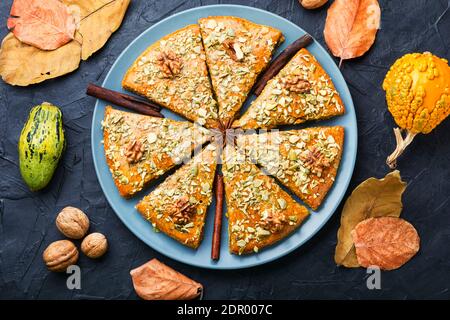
122 24 218 128
233 48 345 129
236 126 344 210
102 106 211 198
198 16 284 126
136 144 218 249
222 145 309 255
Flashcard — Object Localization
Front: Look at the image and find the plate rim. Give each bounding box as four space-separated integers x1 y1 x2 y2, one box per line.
91 4 358 269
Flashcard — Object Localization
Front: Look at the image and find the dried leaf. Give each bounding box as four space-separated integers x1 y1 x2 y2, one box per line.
324 0 381 66
130 259 203 300
1 0 130 86
334 170 406 268
7 0 76 50
0 32 81 86
63 0 113 20
74 0 130 60
352 217 420 270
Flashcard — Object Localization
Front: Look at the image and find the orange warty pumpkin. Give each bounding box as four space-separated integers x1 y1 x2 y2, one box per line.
383 52 450 168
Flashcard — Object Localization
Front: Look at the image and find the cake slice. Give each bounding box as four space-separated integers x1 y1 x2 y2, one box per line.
198 16 284 126
136 144 218 249
236 126 344 210
122 25 218 128
233 48 345 129
102 106 211 198
222 145 309 255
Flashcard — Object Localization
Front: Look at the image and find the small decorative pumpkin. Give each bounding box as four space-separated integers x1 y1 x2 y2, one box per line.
383 52 450 168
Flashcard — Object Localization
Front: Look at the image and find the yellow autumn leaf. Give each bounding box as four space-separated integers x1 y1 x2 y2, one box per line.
0 32 81 86
63 0 114 19
64 0 131 60
0 0 130 86
334 170 407 268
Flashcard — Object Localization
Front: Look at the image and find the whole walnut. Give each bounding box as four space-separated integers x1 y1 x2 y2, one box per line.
56 206 90 239
81 233 108 259
299 0 328 9
43 240 79 272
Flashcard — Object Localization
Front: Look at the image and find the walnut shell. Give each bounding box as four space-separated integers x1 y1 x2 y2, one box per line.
56 206 90 239
299 0 328 9
81 232 108 258
43 240 79 272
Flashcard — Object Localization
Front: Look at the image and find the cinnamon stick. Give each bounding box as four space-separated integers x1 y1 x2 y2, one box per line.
253 34 313 96
86 83 164 118
211 173 224 260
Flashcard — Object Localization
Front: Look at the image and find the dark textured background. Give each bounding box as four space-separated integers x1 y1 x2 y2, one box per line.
1 0 449 300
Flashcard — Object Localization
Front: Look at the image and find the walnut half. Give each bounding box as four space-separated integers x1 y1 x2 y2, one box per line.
169 196 196 225
156 50 182 78
281 76 311 93
125 140 144 164
300 146 331 176
260 210 286 233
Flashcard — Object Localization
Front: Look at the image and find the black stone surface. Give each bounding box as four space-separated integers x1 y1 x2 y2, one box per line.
1 0 449 300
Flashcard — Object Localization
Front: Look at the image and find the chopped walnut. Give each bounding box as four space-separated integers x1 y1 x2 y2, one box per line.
300 146 331 176
125 140 144 163
222 39 244 62
281 76 311 93
156 50 182 78
261 210 286 233
169 196 196 225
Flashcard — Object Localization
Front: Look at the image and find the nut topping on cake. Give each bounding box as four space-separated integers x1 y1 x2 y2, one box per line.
156 50 182 78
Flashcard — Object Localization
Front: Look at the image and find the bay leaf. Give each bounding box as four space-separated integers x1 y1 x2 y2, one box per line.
130 259 203 300
0 32 81 86
323 0 381 67
334 170 406 268
7 0 76 51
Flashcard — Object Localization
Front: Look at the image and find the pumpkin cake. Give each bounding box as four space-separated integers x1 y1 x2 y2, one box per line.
136 143 218 249
233 48 345 129
102 106 211 198
122 25 218 128
236 126 344 210
222 145 309 254
198 16 284 126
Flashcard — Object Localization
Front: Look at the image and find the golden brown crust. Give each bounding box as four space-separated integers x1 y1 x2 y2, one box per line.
102 106 211 198
136 144 218 249
222 145 309 254
233 48 345 129
237 126 344 210
104 19 349 254
198 16 284 125
122 25 218 128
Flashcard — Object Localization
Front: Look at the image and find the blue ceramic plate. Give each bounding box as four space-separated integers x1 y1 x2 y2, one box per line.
91 5 357 269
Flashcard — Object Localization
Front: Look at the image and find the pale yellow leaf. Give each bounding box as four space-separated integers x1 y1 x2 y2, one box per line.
334 170 406 267
63 0 113 19
0 32 81 86
76 0 131 60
